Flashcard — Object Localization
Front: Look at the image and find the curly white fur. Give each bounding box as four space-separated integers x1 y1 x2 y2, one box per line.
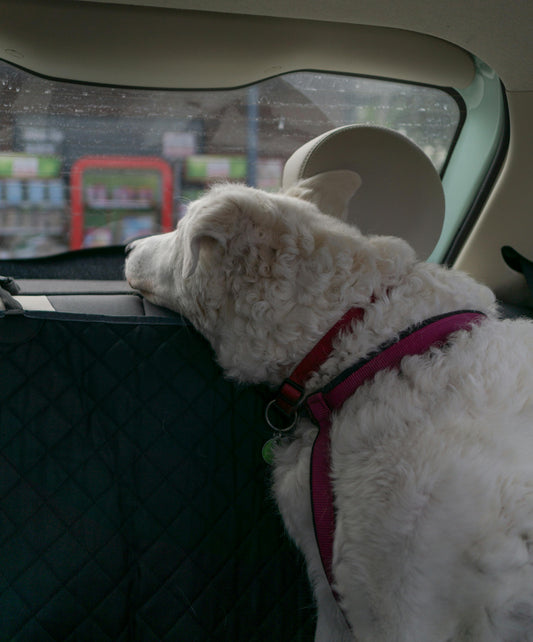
126 172 533 641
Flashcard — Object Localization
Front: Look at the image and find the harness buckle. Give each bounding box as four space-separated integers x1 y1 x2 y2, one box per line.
277 378 305 408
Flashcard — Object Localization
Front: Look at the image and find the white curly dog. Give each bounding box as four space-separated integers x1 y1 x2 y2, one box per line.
125 170 533 641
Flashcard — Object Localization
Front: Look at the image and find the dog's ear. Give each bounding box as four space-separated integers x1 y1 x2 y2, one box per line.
181 195 239 278
182 230 222 279
284 169 361 221
182 202 228 278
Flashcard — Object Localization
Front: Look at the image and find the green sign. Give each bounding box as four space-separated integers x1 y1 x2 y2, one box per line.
186 155 247 182
0 154 61 178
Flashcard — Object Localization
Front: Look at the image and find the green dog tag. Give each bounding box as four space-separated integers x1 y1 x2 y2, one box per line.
262 438 278 465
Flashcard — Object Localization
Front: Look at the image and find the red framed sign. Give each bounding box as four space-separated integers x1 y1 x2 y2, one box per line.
70 156 173 250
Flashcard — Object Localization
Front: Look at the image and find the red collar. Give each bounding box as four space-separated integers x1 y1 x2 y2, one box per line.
266 307 486 617
265 306 366 433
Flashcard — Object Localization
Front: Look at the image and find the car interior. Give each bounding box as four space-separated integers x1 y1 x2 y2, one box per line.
1 0 532 639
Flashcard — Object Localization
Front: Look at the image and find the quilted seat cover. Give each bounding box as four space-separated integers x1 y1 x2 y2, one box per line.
0 311 314 641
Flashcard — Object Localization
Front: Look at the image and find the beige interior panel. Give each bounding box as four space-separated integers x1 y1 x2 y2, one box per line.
454 90 533 306
73 0 533 91
0 0 474 89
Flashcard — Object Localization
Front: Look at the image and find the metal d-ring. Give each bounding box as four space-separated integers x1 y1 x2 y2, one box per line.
265 399 298 434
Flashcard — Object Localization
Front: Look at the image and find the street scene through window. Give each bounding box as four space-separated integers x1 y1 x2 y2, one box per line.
0 62 460 258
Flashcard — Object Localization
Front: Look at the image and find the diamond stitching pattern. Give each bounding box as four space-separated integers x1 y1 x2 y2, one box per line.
0 313 314 641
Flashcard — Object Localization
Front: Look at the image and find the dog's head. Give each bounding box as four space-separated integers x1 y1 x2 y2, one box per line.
125 170 413 384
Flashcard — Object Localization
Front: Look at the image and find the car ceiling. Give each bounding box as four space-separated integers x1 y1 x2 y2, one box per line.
0 0 530 92
74 0 531 91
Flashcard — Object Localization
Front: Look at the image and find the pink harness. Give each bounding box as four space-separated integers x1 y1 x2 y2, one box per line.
268 308 485 600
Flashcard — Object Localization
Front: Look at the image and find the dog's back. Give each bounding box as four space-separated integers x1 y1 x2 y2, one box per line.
322 316 533 640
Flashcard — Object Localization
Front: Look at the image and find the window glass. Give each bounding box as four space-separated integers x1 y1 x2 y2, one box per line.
0 61 461 258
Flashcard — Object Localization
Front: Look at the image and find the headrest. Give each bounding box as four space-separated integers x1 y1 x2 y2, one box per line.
282 125 445 259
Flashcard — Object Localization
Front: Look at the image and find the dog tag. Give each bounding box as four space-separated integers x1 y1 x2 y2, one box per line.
262 438 278 465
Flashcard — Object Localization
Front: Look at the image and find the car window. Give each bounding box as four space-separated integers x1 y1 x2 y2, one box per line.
0 61 461 258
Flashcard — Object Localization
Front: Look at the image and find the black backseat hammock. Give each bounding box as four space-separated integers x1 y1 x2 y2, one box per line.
0 290 313 641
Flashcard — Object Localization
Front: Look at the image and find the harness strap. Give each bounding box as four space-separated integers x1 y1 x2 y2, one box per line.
268 306 365 425
306 310 486 597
